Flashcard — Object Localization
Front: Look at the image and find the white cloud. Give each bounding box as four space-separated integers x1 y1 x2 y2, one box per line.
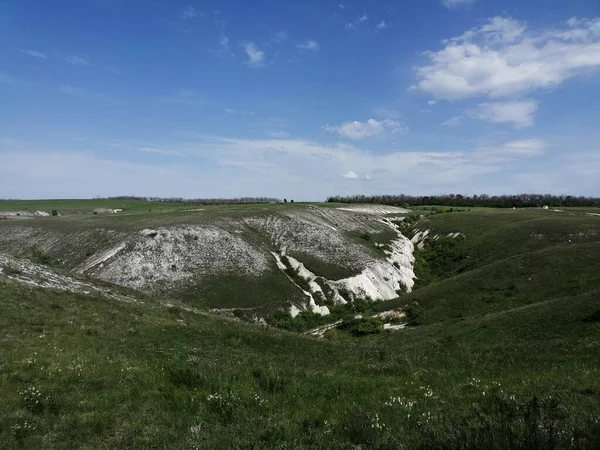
376 21 388 31
471 100 538 128
244 43 265 68
346 14 368 29
442 0 477 9
441 116 463 126
182 5 198 19
339 4 345 9
105 141 186 158
502 139 548 156
273 30 288 43
297 40 320 51
4 133 584 200
325 118 405 139
218 33 233 55
225 108 255 116
428 100 437 106
65 55 90 66
413 16 600 100
343 171 358 179
21 49 47 60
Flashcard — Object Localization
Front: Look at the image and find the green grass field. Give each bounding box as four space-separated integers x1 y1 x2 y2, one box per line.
1 201 599 448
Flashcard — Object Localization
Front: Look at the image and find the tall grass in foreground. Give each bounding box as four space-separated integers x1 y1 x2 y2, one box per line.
1 276 599 449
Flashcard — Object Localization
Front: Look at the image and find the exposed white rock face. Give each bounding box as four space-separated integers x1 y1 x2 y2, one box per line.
0 204 416 316
245 207 389 275
330 233 415 300
336 205 410 215
0 253 137 303
78 244 126 273
279 218 416 313
82 226 269 290
0 210 51 219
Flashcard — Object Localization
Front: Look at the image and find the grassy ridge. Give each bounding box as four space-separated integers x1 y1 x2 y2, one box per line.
1 276 599 449
377 209 600 325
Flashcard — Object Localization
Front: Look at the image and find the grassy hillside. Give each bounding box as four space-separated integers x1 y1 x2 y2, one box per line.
374 209 600 325
1 277 599 449
1 203 599 448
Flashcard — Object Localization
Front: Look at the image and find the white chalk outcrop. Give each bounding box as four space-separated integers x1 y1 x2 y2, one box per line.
81 225 269 290
0 253 137 303
336 205 410 215
279 217 416 315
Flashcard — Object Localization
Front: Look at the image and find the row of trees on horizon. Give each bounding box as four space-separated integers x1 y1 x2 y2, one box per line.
106 196 282 205
326 194 600 208
97 194 600 208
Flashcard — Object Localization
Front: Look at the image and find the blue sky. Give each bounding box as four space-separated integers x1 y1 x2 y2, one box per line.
1 0 599 200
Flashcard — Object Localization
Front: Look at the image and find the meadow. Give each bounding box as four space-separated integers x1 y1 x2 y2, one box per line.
0 201 599 448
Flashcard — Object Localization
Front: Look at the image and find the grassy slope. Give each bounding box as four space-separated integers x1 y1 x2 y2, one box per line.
376 209 600 324
1 275 599 449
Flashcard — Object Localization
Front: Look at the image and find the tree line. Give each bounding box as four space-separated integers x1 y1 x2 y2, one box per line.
326 194 600 208
106 196 281 205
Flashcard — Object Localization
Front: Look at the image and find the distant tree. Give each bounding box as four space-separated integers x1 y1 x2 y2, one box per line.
290 199 294 203
284 199 288 203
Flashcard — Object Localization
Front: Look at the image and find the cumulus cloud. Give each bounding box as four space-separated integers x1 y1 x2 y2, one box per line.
413 16 600 100
442 0 477 9
324 118 405 139
297 40 320 51
471 100 538 128
244 43 265 68
65 56 90 66
428 100 437 106
342 170 358 179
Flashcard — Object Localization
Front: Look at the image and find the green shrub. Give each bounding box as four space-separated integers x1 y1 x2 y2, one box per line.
30 248 52 265
404 301 423 326
270 310 331 332
340 317 384 336
413 237 467 288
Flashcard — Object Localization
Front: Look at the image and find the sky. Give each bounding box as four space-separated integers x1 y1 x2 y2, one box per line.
1 0 599 200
